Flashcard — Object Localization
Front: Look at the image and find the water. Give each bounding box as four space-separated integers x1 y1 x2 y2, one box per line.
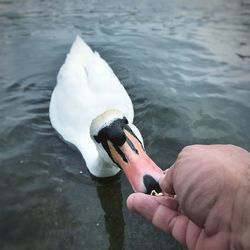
0 0 250 249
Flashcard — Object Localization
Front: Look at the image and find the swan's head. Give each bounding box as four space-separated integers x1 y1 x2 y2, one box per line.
90 109 163 194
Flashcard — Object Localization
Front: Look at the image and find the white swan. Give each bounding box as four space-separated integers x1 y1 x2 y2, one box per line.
49 36 162 193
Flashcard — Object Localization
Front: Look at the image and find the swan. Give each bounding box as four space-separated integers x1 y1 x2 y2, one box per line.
49 36 162 194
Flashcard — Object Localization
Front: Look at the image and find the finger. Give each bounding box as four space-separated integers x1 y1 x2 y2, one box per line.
127 193 178 220
160 167 175 195
127 193 202 248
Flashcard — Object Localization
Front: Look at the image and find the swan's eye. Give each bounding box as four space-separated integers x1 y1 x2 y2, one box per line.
94 135 101 143
123 117 128 124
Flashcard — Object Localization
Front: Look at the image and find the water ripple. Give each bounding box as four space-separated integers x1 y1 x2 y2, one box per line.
1 0 250 249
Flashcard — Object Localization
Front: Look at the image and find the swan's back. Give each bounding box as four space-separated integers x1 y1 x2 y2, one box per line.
49 36 134 162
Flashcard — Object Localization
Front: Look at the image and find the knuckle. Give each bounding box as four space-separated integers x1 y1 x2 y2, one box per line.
181 145 200 153
225 144 237 150
177 145 205 162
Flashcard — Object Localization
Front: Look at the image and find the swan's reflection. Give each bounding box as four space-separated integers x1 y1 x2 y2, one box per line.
94 174 125 250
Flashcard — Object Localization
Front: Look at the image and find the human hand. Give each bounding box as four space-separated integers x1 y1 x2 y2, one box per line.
127 145 250 250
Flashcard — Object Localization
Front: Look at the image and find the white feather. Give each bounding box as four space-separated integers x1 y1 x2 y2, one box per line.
49 36 139 177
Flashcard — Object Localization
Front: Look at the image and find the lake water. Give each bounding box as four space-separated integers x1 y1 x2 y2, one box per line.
0 0 250 249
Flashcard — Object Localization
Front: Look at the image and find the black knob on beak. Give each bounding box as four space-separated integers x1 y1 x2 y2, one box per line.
143 174 162 195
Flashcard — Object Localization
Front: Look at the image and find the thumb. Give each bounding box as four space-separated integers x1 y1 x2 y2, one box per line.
160 166 176 195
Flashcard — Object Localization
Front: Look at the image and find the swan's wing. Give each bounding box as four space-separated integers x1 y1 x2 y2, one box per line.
67 36 133 118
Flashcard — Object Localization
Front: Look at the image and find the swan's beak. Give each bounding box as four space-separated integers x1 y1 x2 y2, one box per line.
108 130 163 194
90 110 163 194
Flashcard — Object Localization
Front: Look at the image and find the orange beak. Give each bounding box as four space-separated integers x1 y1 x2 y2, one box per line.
108 130 163 193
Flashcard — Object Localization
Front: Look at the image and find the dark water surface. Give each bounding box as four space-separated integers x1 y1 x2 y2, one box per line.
1 0 250 249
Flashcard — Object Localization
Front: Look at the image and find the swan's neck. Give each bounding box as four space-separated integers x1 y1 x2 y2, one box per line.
79 145 120 178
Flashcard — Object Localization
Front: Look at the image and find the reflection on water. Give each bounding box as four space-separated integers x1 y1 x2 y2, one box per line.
0 0 250 249
95 175 124 250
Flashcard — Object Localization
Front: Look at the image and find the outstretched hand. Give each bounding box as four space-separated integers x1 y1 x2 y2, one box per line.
127 145 250 250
